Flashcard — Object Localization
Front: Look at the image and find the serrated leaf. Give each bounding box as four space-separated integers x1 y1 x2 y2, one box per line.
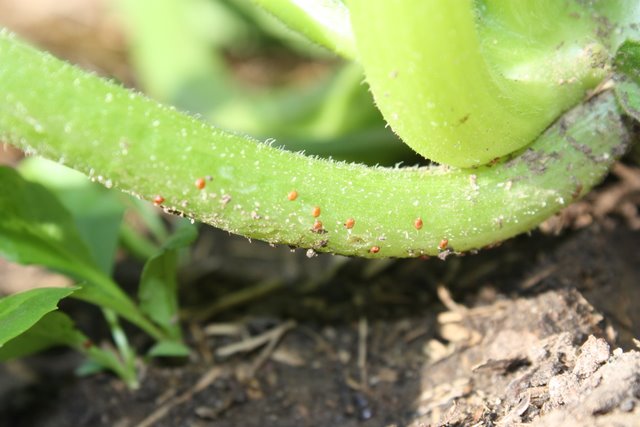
0 287 75 348
614 39 640 122
138 222 197 339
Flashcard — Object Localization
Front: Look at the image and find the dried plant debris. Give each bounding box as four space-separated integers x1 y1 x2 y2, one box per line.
541 163 640 234
412 289 640 426
2 216 639 426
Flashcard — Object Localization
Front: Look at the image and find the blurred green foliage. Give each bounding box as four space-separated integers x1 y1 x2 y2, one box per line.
116 0 417 165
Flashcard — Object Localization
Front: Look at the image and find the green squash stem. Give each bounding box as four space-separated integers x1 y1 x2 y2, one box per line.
0 31 631 258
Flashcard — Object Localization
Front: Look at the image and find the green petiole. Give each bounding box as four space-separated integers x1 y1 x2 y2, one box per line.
348 0 638 167
252 0 356 59
0 31 632 258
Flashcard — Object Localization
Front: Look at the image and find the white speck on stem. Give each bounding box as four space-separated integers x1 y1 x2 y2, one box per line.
469 174 479 190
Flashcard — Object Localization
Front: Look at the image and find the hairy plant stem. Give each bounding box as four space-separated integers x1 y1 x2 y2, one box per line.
0 32 631 258
348 0 637 167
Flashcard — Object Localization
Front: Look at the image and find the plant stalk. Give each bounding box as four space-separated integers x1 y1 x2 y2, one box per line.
0 31 631 258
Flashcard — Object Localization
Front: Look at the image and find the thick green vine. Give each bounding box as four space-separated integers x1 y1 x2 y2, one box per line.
0 31 632 257
348 0 639 167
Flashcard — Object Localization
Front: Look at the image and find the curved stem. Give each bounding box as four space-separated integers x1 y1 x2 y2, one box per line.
102 308 138 386
0 32 631 258
253 0 356 59
348 0 622 167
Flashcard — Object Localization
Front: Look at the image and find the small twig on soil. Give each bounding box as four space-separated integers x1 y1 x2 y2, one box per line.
216 320 296 359
612 163 640 187
345 375 364 391
358 317 369 391
189 322 213 364
154 388 177 407
203 322 247 337
540 162 640 234
270 346 305 367
187 278 284 321
438 301 510 324
135 366 224 427
593 163 640 219
437 284 467 313
247 321 295 378
520 265 557 290
298 325 338 360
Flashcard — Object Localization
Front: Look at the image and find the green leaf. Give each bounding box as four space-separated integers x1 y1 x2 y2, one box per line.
163 220 198 250
0 310 81 359
123 196 168 243
118 194 169 261
18 157 125 275
0 311 126 372
614 39 640 122
147 340 190 358
0 166 99 272
0 287 75 348
75 359 109 377
0 311 137 387
253 0 356 58
0 166 164 340
138 222 197 339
